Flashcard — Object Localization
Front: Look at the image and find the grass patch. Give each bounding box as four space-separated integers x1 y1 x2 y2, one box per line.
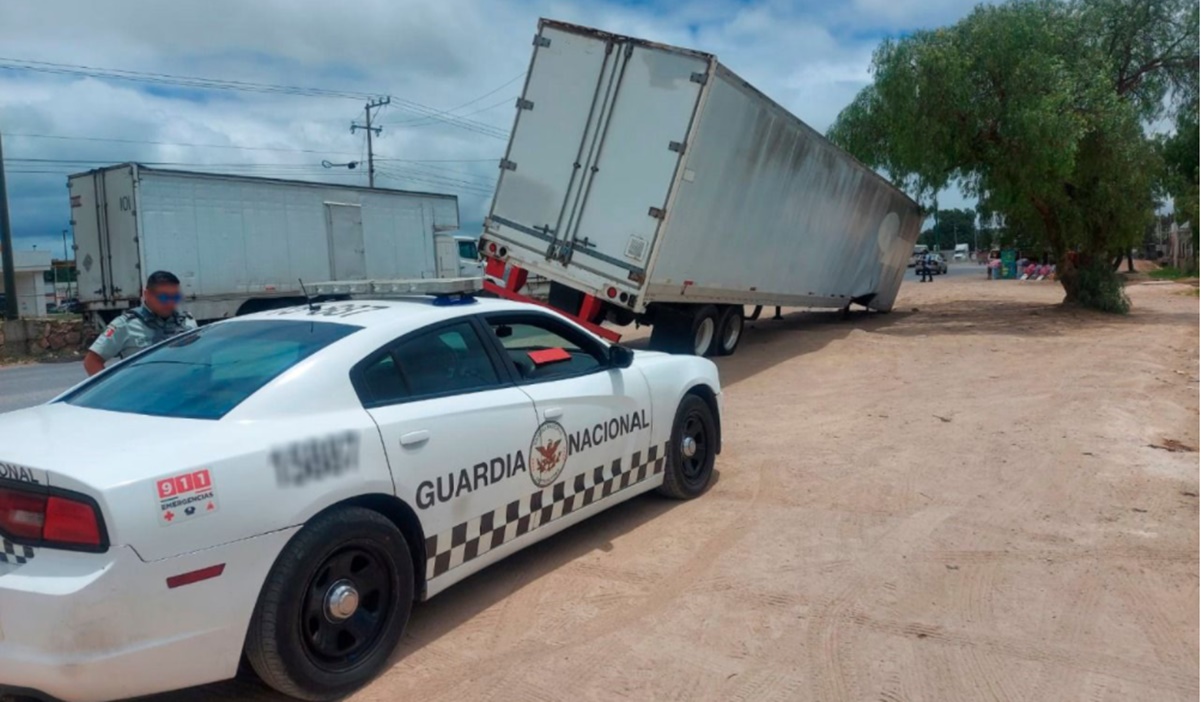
1149 266 1197 280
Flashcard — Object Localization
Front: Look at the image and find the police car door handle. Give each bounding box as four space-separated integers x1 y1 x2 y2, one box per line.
542 407 563 420
400 430 430 447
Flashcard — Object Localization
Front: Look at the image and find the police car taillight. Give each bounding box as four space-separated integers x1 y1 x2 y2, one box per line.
0 484 106 551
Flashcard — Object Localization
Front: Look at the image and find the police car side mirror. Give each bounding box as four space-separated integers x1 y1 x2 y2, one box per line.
608 344 634 369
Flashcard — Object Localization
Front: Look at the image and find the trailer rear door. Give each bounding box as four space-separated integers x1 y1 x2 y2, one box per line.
563 45 706 284
325 203 366 280
488 24 613 259
488 23 707 287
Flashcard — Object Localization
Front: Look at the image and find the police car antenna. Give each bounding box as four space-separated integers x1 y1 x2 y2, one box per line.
298 279 321 311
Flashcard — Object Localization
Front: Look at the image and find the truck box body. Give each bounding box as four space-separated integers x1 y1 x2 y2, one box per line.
484 20 922 317
69 165 461 321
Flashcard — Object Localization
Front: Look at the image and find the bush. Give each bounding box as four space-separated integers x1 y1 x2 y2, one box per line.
1074 260 1131 313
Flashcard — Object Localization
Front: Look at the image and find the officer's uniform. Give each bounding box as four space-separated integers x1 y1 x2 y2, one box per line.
88 305 198 362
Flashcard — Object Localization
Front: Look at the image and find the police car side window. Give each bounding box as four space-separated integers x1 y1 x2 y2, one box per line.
360 353 408 405
357 321 502 406
486 315 606 382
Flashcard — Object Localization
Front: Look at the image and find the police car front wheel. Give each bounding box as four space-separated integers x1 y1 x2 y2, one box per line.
658 394 717 499
246 507 414 701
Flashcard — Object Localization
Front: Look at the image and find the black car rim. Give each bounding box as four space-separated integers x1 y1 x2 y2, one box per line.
678 410 709 486
301 545 393 672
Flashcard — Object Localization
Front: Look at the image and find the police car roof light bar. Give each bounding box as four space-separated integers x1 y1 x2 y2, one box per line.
310 277 483 302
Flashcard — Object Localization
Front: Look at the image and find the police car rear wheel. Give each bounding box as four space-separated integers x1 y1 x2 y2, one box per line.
246 507 413 701
658 394 717 499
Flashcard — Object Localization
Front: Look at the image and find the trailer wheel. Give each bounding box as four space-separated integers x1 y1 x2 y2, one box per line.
648 305 718 356
713 306 743 356
689 305 719 356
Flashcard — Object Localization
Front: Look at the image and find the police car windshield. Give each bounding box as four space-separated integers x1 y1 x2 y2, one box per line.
64 320 359 420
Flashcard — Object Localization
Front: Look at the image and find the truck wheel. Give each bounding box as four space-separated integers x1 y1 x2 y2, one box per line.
688 305 719 356
713 306 743 356
649 305 717 356
658 394 717 499
245 507 413 701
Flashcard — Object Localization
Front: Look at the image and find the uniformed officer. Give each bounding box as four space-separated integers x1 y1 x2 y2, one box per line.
83 270 198 376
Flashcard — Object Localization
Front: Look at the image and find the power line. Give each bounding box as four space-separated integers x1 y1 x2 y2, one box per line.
385 99 510 139
391 71 524 127
5 132 501 162
392 95 517 127
0 57 374 100
374 166 495 196
6 132 362 157
0 56 512 139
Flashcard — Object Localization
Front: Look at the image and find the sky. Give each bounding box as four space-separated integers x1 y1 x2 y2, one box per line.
0 0 982 254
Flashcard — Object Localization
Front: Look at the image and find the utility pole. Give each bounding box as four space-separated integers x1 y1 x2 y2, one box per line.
0 129 18 321
351 97 390 188
62 228 71 300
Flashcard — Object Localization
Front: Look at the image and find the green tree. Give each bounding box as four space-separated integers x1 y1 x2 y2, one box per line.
828 0 1198 310
920 208 978 250
1159 105 1199 269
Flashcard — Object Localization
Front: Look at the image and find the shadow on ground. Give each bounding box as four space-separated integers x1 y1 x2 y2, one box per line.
136 472 722 701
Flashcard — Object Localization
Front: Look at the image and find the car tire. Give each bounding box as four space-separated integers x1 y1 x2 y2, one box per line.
713 306 744 356
658 394 718 500
245 507 414 702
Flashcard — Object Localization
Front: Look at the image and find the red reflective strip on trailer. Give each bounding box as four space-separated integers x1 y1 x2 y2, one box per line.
483 280 622 342
579 294 603 324
484 257 506 279
166 564 226 589
505 267 528 293
528 348 571 365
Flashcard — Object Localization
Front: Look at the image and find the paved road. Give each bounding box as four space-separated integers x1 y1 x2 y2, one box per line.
0 362 86 414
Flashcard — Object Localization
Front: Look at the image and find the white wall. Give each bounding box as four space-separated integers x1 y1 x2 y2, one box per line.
15 271 47 317
3 249 53 317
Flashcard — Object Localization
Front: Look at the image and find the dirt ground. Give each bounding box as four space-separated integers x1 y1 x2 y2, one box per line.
165 272 1199 702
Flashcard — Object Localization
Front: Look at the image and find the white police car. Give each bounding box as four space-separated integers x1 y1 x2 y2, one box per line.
0 280 722 702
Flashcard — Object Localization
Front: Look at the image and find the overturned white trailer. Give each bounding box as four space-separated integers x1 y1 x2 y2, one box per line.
480 19 923 355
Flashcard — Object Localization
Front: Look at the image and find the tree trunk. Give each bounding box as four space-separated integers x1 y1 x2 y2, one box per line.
1058 251 1081 303
1033 198 1077 303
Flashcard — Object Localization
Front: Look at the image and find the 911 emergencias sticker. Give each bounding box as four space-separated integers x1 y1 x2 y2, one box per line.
155 469 218 526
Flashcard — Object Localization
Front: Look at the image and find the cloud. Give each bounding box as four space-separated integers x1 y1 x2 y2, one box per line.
1 0 978 253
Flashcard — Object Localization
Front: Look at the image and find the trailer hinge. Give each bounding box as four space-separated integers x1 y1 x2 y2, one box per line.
516 98 535 111
534 34 551 47
668 140 686 154
690 72 708 85
648 206 665 219
499 159 518 172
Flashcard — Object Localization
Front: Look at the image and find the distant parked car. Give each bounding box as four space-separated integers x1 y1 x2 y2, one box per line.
930 254 949 274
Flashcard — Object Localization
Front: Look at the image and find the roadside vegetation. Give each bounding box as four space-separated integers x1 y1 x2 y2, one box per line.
1149 266 1199 279
828 0 1199 312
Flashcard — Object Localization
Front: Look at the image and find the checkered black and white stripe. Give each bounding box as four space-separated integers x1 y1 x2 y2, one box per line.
424 442 668 580
0 538 35 566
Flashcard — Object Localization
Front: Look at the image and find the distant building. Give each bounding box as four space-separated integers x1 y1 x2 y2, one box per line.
1146 218 1195 269
0 249 54 317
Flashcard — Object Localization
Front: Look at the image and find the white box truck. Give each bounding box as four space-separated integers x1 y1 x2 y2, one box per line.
68 164 473 325
480 20 923 356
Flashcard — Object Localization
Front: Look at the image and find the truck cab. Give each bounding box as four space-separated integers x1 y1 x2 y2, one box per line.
454 235 484 277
